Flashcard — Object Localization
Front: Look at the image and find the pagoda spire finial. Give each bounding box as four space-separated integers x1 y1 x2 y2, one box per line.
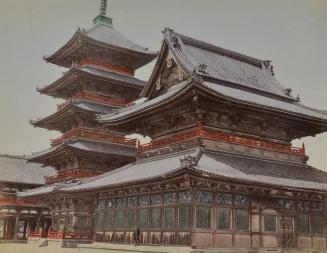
93 0 113 26
99 0 108 16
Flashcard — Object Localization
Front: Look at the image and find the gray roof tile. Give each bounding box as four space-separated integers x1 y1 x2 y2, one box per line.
19 149 327 197
83 23 156 55
29 138 137 160
164 29 291 99
0 154 55 185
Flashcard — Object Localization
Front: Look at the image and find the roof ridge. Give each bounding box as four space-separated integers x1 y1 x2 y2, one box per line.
0 154 25 159
171 30 264 68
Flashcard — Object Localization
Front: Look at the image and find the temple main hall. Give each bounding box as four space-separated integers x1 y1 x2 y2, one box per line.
13 0 327 251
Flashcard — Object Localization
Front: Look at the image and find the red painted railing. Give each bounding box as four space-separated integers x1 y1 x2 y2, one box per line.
28 230 48 238
45 169 103 184
28 231 41 238
139 124 305 155
80 57 135 76
56 91 130 111
50 128 138 147
0 198 41 207
48 229 64 239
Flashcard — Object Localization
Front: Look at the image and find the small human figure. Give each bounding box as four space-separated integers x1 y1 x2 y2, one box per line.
133 227 140 246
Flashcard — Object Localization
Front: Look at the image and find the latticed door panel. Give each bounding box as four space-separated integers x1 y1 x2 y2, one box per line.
280 216 295 248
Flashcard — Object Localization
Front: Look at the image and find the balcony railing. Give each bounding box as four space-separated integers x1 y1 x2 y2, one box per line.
50 128 138 147
45 169 103 184
139 124 305 156
56 91 130 111
0 198 41 207
80 57 135 76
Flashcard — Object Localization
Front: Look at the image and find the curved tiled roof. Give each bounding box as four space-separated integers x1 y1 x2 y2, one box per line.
0 154 55 185
31 100 116 128
99 80 327 123
19 148 327 198
99 29 327 124
38 66 146 98
28 138 137 162
163 28 292 100
44 19 157 69
83 22 156 55
201 81 327 121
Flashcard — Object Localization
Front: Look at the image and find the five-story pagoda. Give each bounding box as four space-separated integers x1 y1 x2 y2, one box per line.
26 0 156 241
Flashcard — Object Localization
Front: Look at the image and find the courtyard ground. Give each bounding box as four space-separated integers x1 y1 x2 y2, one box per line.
0 242 192 253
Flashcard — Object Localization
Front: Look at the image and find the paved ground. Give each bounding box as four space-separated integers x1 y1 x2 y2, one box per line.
0 242 192 253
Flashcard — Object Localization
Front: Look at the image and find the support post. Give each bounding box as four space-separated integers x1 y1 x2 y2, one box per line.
13 212 21 240
36 212 42 231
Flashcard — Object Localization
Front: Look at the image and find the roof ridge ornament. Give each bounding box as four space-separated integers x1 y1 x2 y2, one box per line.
179 155 196 169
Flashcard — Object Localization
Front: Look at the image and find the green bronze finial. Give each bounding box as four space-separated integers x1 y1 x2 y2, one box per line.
93 0 113 26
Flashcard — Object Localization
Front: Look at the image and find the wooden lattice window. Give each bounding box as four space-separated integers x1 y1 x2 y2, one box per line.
95 211 106 231
116 198 126 208
115 209 125 228
150 194 162 205
264 215 277 232
215 193 233 205
179 191 192 203
298 214 310 233
196 191 212 203
236 209 249 231
139 195 150 206
311 215 323 234
105 210 114 229
127 196 138 207
150 207 161 228
126 209 136 228
75 216 90 229
164 207 176 228
234 195 249 206
138 208 148 228
196 206 211 229
179 205 192 229
217 207 231 230
164 192 177 204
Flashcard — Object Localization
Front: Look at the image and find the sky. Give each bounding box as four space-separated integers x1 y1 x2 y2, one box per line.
0 0 326 170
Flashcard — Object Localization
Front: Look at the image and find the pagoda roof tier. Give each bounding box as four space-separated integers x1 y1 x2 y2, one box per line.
31 98 115 132
27 138 136 168
19 148 327 198
0 154 55 186
37 66 146 99
44 17 157 69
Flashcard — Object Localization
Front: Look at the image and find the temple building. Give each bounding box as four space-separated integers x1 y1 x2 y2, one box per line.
19 1 327 251
0 154 55 240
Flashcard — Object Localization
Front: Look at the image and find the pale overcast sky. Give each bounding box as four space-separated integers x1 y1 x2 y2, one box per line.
0 0 326 170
